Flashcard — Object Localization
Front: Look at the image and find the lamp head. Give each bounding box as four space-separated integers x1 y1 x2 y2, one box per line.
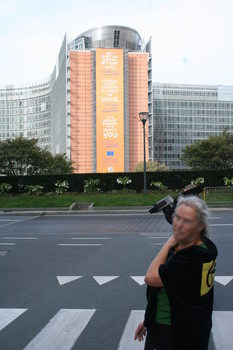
139 111 149 123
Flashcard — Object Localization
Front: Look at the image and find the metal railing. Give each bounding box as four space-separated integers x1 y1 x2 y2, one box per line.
203 187 233 204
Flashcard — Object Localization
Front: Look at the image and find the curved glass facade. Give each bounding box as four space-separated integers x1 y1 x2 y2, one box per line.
0 79 52 149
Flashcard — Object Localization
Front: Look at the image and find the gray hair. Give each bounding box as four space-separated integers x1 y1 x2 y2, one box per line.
174 196 209 238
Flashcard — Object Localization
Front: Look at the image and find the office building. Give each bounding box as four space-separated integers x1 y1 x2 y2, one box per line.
0 26 152 173
153 82 233 169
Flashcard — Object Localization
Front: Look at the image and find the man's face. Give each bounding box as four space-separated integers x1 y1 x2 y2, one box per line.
173 204 204 245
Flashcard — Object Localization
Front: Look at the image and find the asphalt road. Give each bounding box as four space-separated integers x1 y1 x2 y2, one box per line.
0 210 232 350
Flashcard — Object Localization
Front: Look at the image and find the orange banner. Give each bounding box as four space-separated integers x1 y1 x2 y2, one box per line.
96 48 124 173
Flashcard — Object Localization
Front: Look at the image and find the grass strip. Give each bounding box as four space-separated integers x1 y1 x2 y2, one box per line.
0 192 177 208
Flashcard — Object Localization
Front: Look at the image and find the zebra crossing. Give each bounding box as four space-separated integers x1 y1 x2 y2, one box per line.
0 308 232 349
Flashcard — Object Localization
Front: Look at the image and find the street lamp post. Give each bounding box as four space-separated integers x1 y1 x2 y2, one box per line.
139 112 149 195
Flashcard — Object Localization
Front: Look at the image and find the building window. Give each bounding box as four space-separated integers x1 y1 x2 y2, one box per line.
114 30 120 47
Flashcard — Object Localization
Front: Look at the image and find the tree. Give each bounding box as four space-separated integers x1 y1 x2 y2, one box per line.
46 153 73 175
181 131 233 169
0 137 73 176
134 161 168 172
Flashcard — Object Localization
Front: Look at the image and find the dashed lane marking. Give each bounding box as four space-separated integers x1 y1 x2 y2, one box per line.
1 237 38 240
0 243 16 245
57 243 103 247
209 224 233 226
71 237 112 240
145 236 168 239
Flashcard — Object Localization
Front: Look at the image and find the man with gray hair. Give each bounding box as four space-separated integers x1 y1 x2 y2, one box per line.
135 196 218 350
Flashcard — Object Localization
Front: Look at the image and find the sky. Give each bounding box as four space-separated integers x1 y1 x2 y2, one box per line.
0 0 233 87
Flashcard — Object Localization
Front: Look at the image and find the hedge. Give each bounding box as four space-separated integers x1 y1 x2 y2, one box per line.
0 169 233 194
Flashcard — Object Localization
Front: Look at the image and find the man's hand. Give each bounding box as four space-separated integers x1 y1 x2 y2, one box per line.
134 322 147 342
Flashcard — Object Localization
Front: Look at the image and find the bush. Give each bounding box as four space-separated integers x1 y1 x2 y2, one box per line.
191 177 205 186
83 178 101 193
116 176 132 191
223 177 233 186
55 180 69 194
0 183 12 195
150 181 168 191
25 185 43 195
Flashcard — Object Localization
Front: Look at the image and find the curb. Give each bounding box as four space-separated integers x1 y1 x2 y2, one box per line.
0 206 233 216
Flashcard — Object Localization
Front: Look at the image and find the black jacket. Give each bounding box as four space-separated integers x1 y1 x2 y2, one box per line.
144 237 218 350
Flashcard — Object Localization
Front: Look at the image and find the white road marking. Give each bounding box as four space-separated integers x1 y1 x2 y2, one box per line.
209 224 233 226
212 311 233 350
49 276 232 286
57 276 82 286
0 219 19 221
145 236 168 239
23 309 96 350
130 276 145 286
0 216 40 228
0 251 8 256
117 310 145 350
0 308 27 331
93 276 119 285
71 237 112 240
48 213 152 217
0 243 16 245
0 308 232 350
2 237 38 240
57 243 103 246
140 233 169 237
215 276 233 286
